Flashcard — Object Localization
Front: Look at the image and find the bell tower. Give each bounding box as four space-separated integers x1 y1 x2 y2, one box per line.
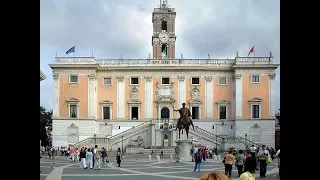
152 0 176 59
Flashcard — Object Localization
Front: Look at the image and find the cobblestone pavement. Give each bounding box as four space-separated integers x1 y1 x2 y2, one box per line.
40 155 280 180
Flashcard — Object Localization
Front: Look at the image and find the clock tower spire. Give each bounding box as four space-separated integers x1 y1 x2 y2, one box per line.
152 0 176 59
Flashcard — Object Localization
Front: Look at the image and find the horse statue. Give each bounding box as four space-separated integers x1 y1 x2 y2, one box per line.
174 103 195 139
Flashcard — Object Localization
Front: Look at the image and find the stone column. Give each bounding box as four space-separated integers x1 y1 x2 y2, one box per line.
117 76 125 120
205 76 213 120
235 74 242 119
269 73 276 118
145 76 153 119
52 73 60 118
88 74 96 119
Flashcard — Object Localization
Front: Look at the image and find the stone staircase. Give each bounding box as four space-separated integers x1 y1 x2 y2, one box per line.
72 120 152 150
72 120 260 152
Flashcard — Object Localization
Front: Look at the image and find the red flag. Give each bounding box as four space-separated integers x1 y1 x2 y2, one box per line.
247 46 254 56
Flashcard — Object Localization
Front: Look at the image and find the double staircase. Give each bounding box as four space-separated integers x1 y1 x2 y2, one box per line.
72 120 260 152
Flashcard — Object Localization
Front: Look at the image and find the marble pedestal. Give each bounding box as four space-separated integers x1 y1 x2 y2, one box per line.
175 139 193 162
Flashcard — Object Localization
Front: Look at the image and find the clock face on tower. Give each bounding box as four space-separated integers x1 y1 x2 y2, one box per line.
159 31 169 43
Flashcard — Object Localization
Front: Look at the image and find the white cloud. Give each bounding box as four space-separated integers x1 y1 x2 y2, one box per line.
40 0 279 112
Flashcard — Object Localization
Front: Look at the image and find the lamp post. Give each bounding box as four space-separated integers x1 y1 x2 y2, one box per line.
121 135 124 154
215 124 218 153
94 134 96 145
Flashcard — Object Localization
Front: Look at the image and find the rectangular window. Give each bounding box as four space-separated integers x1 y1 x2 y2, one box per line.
103 106 110 120
103 77 112 85
69 75 79 83
131 77 139 85
192 107 199 119
162 77 170 85
251 75 260 83
131 107 139 120
69 105 77 118
218 77 227 85
252 105 260 118
219 106 227 119
191 77 200 85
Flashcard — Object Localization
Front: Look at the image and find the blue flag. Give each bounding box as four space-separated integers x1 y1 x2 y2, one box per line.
66 46 75 54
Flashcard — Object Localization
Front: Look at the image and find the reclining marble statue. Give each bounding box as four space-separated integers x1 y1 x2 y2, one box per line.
174 103 195 139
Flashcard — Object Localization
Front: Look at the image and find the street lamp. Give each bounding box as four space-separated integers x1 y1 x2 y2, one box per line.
121 135 124 154
94 134 96 145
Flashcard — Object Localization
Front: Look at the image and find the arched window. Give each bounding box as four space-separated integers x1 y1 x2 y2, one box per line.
161 107 170 119
161 21 167 31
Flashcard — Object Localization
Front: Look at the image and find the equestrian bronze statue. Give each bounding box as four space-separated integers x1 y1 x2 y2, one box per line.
174 103 195 139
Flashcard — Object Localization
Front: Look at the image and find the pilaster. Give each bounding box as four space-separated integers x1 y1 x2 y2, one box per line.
88 74 96 119
269 73 276 118
145 76 153 119
234 74 242 119
205 76 213 120
117 76 125 120
52 73 60 118
178 76 186 107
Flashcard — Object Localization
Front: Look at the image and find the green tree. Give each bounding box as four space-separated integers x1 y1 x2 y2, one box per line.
40 106 52 147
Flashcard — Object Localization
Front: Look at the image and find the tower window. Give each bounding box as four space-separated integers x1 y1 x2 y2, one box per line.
161 21 167 31
161 44 167 55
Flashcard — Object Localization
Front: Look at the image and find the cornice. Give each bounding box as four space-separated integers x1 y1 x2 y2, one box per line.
49 64 99 69
231 64 279 70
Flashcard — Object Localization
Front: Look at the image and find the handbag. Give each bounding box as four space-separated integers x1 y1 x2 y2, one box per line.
266 156 272 163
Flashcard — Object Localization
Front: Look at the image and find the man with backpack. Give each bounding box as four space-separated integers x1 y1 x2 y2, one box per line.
194 149 203 172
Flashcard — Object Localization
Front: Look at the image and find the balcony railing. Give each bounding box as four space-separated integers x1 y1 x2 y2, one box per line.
53 57 276 66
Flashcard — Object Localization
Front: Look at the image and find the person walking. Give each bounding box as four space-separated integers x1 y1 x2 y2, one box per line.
194 149 203 172
116 148 123 167
235 150 245 177
224 150 235 177
257 145 270 177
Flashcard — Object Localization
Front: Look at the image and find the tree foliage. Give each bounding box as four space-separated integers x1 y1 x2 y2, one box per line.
40 106 52 147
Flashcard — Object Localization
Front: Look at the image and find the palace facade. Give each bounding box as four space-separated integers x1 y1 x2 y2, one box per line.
49 1 279 150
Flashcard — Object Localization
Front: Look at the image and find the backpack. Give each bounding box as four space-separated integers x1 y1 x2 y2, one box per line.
239 172 255 180
195 152 202 161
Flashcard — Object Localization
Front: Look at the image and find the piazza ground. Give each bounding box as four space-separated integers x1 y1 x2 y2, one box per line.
40 155 279 180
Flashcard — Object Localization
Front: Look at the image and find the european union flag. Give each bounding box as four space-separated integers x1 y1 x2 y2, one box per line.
66 46 75 54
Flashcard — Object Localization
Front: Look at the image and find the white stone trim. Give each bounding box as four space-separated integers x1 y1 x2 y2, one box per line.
235 74 242 119
205 76 213 120
130 76 140 85
145 76 153 119
190 76 200 85
52 73 60 118
190 104 201 120
100 100 113 120
117 76 125 120
67 98 80 119
68 74 79 84
216 100 229 120
217 76 227 86
269 73 276 118
249 97 263 119
129 104 141 120
250 74 261 84
161 77 171 85
102 77 112 86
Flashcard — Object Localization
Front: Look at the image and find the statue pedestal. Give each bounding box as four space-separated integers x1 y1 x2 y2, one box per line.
175 139 193 162
163 139 169 147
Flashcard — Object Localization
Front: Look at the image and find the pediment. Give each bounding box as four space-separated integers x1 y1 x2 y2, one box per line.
216 100 230 104
100 100 113 104
252 124 261 128
67 97 80 102
69 123 78 128
128 99 142 104
248 97 263 102
189 99 202 104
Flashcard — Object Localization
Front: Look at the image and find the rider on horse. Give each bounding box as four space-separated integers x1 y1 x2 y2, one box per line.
174 103 195 130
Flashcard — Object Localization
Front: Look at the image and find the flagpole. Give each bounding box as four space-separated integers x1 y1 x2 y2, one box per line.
74 44 76 60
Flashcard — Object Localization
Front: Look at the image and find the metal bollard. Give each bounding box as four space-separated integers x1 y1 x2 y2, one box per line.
149 155 152 161
217 155 221 161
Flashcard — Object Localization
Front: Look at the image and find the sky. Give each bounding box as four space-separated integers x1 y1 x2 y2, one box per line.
40 0 280 112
